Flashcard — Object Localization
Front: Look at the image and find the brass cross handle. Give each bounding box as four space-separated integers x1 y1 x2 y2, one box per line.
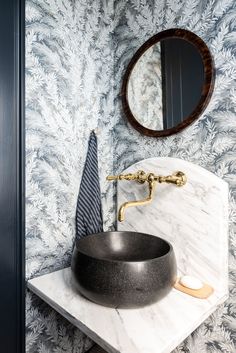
107 170 187 222
107 170 187 186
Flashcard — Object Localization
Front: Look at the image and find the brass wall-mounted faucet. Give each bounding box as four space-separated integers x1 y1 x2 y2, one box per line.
107 170 187 222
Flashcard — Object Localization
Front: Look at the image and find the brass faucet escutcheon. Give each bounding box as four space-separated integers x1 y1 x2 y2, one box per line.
107 170 187 222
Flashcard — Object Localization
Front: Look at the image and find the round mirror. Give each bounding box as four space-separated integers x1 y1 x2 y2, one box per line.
121 29 215 137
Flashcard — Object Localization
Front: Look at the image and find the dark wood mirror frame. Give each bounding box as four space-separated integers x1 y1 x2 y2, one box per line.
121 28 215 137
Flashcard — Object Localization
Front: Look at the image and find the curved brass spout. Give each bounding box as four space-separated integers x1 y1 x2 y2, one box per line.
118 175 156 222
106 170 187 222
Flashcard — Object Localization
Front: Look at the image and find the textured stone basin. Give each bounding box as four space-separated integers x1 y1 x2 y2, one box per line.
71 231 176 308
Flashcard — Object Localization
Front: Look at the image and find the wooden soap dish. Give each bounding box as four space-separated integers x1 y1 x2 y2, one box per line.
174 278 214 299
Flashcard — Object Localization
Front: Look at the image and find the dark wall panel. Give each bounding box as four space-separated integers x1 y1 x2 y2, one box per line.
0 1 25 352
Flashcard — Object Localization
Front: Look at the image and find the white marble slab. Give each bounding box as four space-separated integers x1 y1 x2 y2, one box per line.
28 157 229 353
28 267 228 353
118 157 228 294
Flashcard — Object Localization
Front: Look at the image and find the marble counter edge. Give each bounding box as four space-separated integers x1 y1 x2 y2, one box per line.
28 268 229 353
27 275 119 353
161 293 228 353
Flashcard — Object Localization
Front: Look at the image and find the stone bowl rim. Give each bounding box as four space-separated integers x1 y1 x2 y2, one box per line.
74 231 174 264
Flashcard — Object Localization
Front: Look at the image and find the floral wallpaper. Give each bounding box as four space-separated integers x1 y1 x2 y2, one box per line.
26 0 236 352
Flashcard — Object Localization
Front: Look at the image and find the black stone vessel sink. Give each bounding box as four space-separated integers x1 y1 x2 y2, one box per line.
71 231 176 308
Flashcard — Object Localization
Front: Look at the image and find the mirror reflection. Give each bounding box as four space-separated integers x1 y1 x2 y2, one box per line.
128 43 164 130
122 29 215 137
127 37 205 131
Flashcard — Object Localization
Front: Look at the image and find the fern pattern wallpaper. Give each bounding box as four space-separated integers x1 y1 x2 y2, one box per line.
26 0 114 351
26 0 236 352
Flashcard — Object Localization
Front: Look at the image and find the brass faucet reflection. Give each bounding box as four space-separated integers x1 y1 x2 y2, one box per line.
107 170 187 222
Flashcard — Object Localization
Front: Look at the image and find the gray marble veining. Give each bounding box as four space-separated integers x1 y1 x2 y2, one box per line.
118 157 228 294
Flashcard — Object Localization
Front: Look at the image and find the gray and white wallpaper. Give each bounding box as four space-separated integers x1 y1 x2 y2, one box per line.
26 0 236 352
26 0 114 351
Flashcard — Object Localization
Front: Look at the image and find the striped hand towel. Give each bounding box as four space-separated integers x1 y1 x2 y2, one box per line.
75 131 103 241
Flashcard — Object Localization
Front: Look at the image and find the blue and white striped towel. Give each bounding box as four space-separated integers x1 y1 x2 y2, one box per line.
75 130 103 240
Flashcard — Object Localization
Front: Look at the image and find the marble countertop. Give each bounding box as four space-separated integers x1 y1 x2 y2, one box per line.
28 267 228 353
